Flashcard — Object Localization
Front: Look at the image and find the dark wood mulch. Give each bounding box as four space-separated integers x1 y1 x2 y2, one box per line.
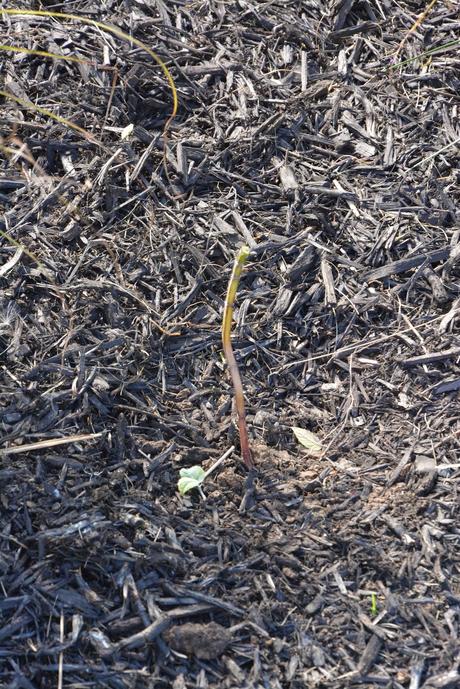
1 1 459 687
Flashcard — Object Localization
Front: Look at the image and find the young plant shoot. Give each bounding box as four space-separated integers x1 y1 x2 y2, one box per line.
177 446 235 498
222 245 254 469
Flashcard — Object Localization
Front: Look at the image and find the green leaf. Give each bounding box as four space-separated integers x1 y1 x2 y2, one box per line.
177 466 206 495
292 427 322 456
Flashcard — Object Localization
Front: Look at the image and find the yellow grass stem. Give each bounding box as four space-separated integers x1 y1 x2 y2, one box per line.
0 226 50 279
2 9 178 148
0 142 34 164
222 245 253 469
0 135 50 275
0 90 99 143
0 44 94 64
0 9 179 278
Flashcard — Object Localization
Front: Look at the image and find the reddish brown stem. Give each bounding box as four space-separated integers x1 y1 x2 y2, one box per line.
222 343 253 469
222 246 253 469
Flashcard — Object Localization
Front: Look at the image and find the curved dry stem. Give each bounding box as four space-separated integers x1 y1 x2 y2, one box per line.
0 9 180 278
0 90 101 144
0 44 95 64
2 9 178 172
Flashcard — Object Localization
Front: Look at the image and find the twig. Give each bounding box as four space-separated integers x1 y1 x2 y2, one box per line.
203 446 235 479
0 432 104 456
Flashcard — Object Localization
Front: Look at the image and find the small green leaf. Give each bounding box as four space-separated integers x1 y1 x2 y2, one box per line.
292 427 322 456
180 466 206 482
177 466 206 495
177 477 201 495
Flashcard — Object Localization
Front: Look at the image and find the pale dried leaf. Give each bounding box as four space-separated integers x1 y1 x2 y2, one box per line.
292 427 322 455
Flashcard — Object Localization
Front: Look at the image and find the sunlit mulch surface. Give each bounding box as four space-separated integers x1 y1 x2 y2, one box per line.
1 1 459 687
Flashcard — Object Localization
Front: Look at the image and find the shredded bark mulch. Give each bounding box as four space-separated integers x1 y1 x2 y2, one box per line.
1 1 459 687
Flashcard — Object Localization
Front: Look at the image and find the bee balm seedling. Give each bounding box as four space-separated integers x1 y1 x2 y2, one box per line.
177 446 235 497
222 246 254 469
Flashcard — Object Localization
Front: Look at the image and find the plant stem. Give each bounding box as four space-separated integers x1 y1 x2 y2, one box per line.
222 246 254 469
